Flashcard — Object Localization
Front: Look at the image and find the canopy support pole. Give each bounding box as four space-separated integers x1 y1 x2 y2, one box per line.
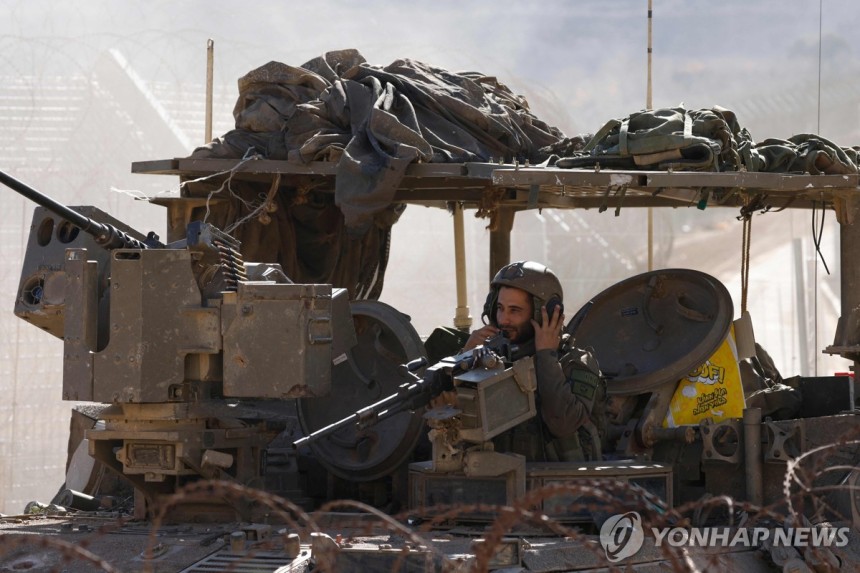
453 202 472 332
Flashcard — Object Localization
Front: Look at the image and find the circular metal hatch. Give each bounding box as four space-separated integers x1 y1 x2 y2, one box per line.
297 300 427 481
572 269 733 396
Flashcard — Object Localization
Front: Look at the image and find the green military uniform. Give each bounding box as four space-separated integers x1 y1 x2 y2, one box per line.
492 339 605 462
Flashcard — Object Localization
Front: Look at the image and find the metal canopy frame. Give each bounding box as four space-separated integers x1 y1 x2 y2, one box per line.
134 158 860 212
133 158 860 369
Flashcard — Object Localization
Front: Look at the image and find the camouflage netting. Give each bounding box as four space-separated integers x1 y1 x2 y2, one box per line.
192 48 564 298
554 106 860 174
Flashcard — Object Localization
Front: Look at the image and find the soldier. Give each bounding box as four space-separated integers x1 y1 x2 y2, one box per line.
464 260 605 462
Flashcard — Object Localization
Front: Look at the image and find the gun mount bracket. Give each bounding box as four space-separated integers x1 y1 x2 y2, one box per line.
764 420 804 463
700 418 742 464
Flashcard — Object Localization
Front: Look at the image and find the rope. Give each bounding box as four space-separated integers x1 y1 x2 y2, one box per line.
811 200 831 377
811 200 830 275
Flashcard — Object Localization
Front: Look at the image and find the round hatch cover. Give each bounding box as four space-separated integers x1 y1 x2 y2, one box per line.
572 269 733 396
297 300 427 481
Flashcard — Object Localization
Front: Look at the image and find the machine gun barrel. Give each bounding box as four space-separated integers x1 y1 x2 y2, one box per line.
294 357 443 448
294 336 515 450
1 169 161 249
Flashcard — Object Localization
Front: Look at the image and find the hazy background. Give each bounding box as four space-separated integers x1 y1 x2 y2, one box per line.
1 0 857 513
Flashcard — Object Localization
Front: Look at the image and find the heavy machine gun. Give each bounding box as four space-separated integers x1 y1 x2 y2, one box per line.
4 171 366 511
5 170 326 400
295 333 518 448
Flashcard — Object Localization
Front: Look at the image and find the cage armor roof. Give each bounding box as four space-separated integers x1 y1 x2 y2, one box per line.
483 260 563 326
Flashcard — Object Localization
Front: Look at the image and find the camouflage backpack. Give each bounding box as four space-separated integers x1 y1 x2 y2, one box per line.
556 106 750 172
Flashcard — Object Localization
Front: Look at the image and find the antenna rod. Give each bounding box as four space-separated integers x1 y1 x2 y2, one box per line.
205 39 214 143
647 0 654 271
647 0 653 109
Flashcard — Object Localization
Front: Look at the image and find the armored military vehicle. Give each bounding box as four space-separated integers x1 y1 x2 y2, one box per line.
3 52 860 572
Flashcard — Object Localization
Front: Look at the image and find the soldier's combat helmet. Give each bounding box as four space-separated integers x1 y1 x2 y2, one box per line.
481 261 563 326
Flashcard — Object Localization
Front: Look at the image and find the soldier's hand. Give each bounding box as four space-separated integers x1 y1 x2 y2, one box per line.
533 304 565 351
463 325 500 350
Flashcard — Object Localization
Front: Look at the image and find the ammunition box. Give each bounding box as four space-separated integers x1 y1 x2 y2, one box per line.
455 357 536 443
222 282 332 399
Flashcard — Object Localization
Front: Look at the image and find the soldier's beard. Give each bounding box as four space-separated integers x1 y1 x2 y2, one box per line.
499 322 535 343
